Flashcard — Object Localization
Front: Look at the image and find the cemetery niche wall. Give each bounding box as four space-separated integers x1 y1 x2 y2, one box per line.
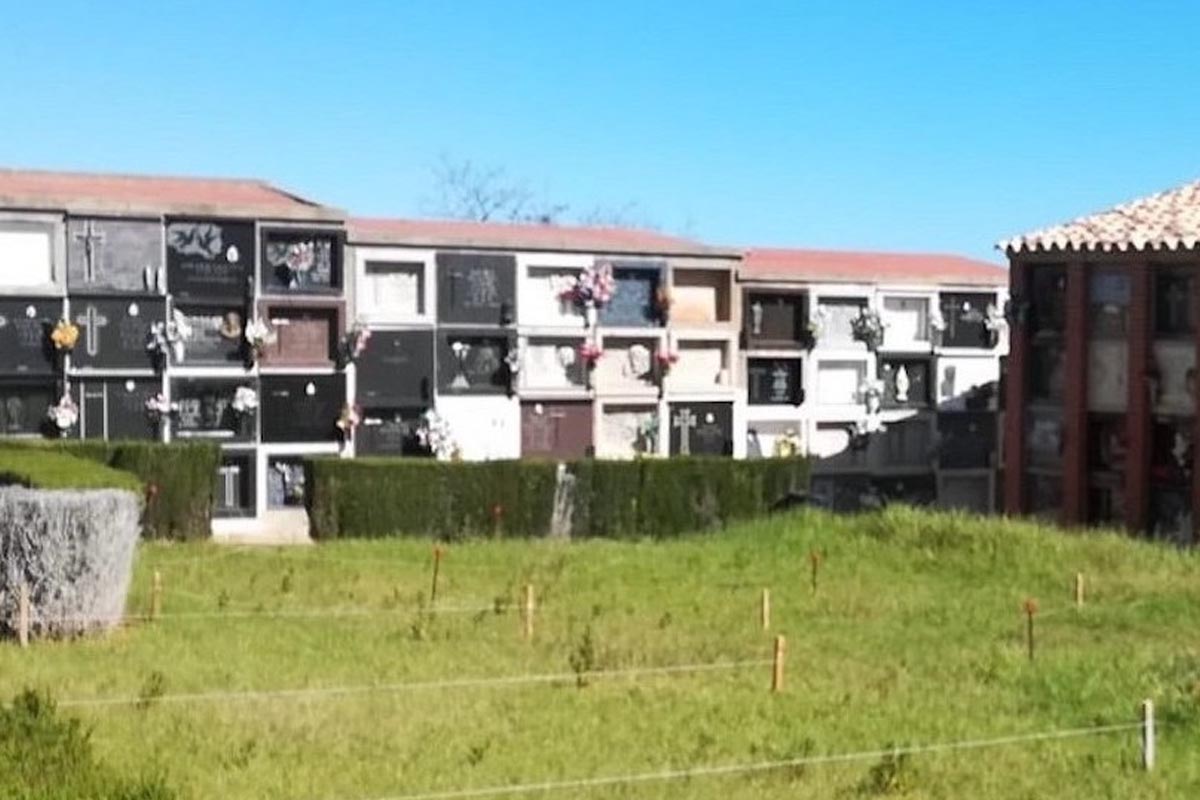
170 378 258 442
256 299 341 368
355 330 435 457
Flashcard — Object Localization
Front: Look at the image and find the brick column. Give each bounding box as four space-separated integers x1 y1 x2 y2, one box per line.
1062 261 1089 525
1126 262 1151 532
1003 259 1029 514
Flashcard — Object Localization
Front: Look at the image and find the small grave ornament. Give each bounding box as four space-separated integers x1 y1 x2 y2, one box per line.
244 317 276 362
850 308 886 351
50 319 79 352
46 393 79 436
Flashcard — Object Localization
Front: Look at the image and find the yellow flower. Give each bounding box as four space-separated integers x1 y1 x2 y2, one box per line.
51 320 79 351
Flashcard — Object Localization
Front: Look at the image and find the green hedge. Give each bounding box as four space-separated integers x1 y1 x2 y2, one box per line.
0 440 218 540
307 456 808 540
0 448 143 493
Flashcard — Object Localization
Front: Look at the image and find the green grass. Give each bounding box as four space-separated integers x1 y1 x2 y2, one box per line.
3 506 1199 799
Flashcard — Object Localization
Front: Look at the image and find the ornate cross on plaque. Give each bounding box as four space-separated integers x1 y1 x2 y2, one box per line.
75 305 110 357
217 463 242 509
73 221 106 283
673 408 697 455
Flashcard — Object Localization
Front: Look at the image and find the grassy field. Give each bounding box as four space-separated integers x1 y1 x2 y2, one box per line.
3 507 1199 799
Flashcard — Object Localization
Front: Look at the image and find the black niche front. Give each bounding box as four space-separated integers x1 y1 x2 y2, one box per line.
171 378 257 442
747 358 802 405
600 263 662 327
261 374 345 443
67 217 164 294
72 378 159 440
173 305 248 365
938 412 996 469
357 330 434 406
668 402 732 456
357 408 429 456
215 453 256 518
436 330 514 395
69 297 165 371
166 220 254 303
0 378 56 435
436 253 516 325
744 292 807 347
261 229 344 294
0 298 58 375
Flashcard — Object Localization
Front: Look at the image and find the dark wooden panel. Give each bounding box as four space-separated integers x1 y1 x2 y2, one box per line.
166 219 254 303
0 298 58 375
668 402 732 456
261 374 344 443
436 252 516 325
521 401 592 459
357 330 434 406
69 296 165 370
67 217 163 294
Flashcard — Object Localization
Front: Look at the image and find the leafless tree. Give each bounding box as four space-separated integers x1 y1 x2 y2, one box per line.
428 156 567 224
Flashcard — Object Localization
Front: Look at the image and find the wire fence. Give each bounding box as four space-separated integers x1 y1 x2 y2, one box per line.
342 720 1150 800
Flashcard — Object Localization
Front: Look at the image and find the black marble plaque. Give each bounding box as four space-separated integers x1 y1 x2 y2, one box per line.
267 457 307 507
357 408 429 456
747 358 802 405
744 292 806 346
72 378 159 440
261 229 343 294
215 453 256 517
171 379 257 442
174 305 247 365
939 292 996 348
436 330 514 395
67 217 163 294
0 379 55 435
1154 270 1194 337
69 296 164 371
521 401 593 459
1029 267 1067 335
166 219 254 303
874 416 932 468
668 402 732 456
436 253 516 325
357 330 434 406
879 358 931 407
0 298 58 375
261 374 345 443
938 411 995 469
599 264 662 327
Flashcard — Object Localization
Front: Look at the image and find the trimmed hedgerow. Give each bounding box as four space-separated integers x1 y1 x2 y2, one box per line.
306 456 808 540
0 441 218 540
0 448 143 493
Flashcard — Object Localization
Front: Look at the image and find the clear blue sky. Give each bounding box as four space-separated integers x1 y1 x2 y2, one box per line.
2 0 1198 263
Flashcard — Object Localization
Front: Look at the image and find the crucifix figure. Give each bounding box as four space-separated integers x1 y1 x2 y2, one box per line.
75 305 110 357
673 408 697 455
73 221 106 283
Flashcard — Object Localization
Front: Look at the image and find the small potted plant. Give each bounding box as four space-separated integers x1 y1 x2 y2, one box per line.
850 308 886 351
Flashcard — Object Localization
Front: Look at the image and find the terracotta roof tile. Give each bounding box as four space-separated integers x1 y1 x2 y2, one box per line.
0 167 342 220
348 217 738 258
1001 179 1200 253
741 248 1007 287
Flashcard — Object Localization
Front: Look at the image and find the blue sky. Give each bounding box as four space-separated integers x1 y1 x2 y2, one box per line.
1 1 1198 263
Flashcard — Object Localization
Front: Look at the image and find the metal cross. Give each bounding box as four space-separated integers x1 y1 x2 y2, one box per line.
73 221 106 283
75 305 110 357
673 408 697 456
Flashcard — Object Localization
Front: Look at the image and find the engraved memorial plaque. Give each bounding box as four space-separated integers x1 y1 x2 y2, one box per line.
261 229 343 294
261 374 345 443
215 453 255 517
520 400 593 459
747 358 801 405
73 377 159 440
67 218 163 293
882 296 930 348
436 330 515 395
592 337 658 393
597 404 657 458
744 291 805 347
436 253 516 325
358 407 428 456
668 402 732 456
820 298 868 346
362 261 425 317
357 330 435 406
525 267 584 327
69 297 165 371
0 379 55 435
171 378 257 442
939 292 996 348
166 220 253 303
523 337 587 390
0 298 57 374
599 264 662 327
173 306 246 365
260 305 338 367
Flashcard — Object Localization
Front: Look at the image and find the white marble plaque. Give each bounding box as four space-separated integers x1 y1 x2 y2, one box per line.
1153 341 1195 414
819 298 867 347
882 296 929 348
673 341 728 390
671 270 728 323
524 267 584 327
362 261 423 317
1088 341 1128 411
0 227 52 286
593 337 658 394
598 405 657 458
436 396 521 460
524 337 586 390
937 356 1001 409
817 359 866 405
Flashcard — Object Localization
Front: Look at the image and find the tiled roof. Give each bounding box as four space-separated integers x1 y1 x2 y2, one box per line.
0 167 342 221
1001 179 1200 253
741 248 1007 287
348 217 739 258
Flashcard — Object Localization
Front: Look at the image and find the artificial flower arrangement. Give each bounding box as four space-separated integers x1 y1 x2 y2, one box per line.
416 409 459 460
806 305 829 346
655 347 680 374
504 347 522 376
339 323 372 364
559 261 616 319
46 394 78 434
984 303 1006 332
244 317 276 359
231 386 259 415
335 404 361 438
850 308 886 351
577 341 604 369
146 311 190 364
50 319 79 351
144 392 178 422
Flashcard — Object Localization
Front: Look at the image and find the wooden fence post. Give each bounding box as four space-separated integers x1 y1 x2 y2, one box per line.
1141 699 1155 771
150 570 163 622
17 582 30 648
760 588 770 631
771 635 786 693
522 584 535 641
